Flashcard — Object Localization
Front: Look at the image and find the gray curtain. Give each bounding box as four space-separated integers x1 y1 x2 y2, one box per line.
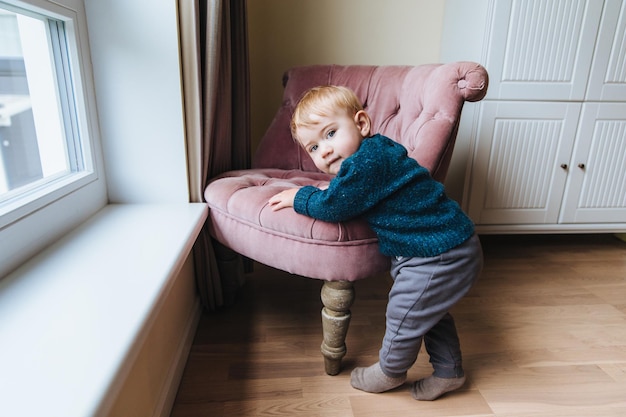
178 0 250 310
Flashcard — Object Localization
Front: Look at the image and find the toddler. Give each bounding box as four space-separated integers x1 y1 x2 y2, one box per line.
268 85 482 400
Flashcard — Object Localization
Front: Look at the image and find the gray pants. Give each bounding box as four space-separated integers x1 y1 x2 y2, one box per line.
379 234 483 378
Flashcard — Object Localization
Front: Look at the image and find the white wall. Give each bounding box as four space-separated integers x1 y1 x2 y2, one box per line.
83 0 189 203
440 0 492 201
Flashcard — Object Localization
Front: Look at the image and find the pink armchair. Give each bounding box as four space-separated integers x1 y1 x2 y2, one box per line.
205 62 488 375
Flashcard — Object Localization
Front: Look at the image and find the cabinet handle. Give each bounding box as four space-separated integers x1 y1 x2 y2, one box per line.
578 163 585 170
560 164 568 170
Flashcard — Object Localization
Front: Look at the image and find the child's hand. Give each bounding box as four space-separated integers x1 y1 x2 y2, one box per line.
268 188 299 211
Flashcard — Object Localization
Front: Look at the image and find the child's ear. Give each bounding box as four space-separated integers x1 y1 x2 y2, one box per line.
354 110 372 137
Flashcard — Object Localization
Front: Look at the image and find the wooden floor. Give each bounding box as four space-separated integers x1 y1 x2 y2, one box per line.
170 234 626 417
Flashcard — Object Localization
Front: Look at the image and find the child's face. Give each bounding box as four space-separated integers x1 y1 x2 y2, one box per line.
296 109 371 175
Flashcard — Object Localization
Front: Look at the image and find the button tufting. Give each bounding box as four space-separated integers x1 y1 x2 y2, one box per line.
457 79 468 89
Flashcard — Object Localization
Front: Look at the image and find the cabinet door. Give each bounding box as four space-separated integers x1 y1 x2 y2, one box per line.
467 101 582 225
586 0 626 101
559 103 626 223
486 0 603 101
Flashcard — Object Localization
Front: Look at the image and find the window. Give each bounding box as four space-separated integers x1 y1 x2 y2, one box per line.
1 8 77 195
0 1 94 223
0 0 106 278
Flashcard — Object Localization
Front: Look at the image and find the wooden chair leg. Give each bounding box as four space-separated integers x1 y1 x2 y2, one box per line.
320 280 355 375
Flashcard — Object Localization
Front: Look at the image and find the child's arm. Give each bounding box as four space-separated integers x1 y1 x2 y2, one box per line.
268 188 300 211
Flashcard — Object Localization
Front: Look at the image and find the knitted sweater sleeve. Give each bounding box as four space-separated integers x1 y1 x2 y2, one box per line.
293 136 412 222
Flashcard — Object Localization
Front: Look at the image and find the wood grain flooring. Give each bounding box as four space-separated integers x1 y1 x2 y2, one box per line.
170 234 626 416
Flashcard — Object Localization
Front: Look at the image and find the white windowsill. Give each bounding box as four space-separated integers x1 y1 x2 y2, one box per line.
0 203 208 417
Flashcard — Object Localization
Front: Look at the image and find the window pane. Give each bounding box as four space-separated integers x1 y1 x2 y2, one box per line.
0 6 78 200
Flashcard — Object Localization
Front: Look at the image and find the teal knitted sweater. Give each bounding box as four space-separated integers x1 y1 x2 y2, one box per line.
293 134 475 258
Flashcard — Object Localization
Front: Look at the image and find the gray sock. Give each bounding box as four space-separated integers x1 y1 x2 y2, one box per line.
411 375 466 400
350 362 406 393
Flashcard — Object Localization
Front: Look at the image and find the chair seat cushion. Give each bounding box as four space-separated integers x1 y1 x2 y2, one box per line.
205 168 390 281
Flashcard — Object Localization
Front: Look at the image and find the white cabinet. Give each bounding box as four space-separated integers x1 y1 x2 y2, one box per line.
484 0 603 101
443 0 626 232
467 101 582 225
586 0 626 101
559 103 626 224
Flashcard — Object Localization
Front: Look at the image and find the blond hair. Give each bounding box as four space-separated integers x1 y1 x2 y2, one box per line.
290 85 363 141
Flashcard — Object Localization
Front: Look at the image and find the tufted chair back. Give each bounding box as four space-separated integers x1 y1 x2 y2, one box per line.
253 63 488 182
204 62 488 376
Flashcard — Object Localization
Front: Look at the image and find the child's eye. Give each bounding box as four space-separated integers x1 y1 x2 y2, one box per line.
326 130 336 139
309 144 318 153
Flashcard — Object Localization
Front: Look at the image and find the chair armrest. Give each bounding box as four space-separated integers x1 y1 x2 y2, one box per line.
453 61 489 102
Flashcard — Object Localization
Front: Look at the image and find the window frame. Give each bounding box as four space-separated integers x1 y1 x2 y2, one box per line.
0 0 106 278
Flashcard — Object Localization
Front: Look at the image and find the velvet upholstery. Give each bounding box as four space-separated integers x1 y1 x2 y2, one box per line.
205 62 488 281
